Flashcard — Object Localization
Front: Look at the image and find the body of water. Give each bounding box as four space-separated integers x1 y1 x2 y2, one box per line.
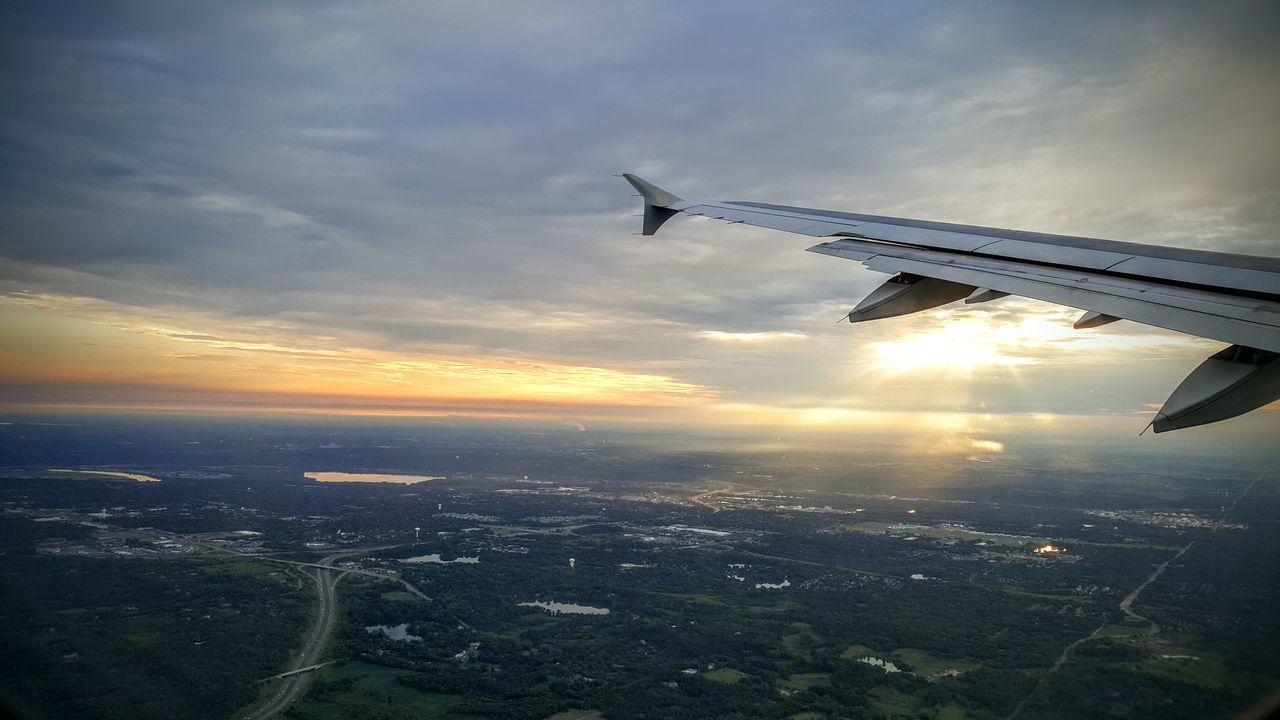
755 579 791 589
663 525 731 537
401 554 480 564
365 624 422 641
48 469 161 483
306 471 444 484
518 601 610 615
858 657 902 673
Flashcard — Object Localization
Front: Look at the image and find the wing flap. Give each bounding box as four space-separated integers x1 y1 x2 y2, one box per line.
809 239 1280 353
963 238 1134 271
842 222 997 252
1104 255 1280 294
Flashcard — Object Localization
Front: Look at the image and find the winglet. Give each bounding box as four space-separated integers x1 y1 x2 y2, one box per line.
621 173 683 235
622 174 682 207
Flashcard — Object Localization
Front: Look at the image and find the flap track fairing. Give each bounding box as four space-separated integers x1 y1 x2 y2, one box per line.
1153 345 1280 433
846 274 975 323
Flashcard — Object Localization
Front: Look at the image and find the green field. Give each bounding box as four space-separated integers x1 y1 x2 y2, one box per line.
292 661 473 719
1131 652 1232 690
892 648 982 680
781 673 831 691
703 668 749 684
782 623 823 658
868 686 984 719
841 644 879 659
644 590 801 616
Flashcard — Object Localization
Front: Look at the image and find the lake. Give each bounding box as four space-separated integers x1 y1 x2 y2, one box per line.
48 469 161 483
305 471 445 484
754 579 791 589
401 553 480 564
365 624 422 641
858 657 903 673
518 601 610 616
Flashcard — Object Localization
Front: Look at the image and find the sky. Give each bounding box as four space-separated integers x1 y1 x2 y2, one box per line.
1 1 1278 443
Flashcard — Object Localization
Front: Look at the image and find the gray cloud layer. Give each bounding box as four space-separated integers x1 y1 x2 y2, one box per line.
2 0 1278 417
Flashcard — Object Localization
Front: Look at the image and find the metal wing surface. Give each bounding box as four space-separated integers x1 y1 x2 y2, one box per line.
622 174 1280 432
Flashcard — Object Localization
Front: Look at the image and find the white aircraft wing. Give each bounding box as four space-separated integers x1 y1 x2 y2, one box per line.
622 174 1280 432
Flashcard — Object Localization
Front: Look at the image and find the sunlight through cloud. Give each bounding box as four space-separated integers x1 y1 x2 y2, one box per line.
869 309 1205 377
696 330 808 344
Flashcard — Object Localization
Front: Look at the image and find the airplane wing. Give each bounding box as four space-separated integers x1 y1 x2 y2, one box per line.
622 174 1280 433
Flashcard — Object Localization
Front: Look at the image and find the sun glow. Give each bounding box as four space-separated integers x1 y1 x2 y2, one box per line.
868 309 1202 376
696 330 808 344
0 294 713 414
870 316 1056 374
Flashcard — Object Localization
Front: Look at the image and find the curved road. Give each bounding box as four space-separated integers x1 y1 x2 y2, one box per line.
691 484 733 512
1006 476 1260 720
240 562 343 720
230 545 432 720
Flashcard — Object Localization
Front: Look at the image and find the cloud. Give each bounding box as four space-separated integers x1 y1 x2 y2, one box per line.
866 305 1211 375
192 193 313 229
694 330 808 344
0 291 714 409
0 1 1276 425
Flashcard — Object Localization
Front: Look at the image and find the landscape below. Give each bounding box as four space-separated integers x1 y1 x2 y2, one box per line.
0 414 1276 720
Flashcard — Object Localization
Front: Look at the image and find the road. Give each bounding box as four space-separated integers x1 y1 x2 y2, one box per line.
1117 541 1194 631
269 662 332 680
1005 476 1260 720
734 548 902 580
232 545 430 720
1004 541 1193 720
239 556 344 720
245 550 433 601
691 484 733 512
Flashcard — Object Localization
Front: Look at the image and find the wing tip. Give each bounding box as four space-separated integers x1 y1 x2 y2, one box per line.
621 173 682 208
622 173 683 235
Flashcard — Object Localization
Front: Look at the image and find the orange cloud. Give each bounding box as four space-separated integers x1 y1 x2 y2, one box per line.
0 293 713 414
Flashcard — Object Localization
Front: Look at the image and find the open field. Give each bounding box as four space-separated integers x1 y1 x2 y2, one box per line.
292 661 471 720
703 668 749 684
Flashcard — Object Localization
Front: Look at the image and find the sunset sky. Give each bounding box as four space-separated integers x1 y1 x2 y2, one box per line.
2 1 1278 441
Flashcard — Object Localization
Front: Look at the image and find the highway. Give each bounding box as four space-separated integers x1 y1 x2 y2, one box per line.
690 484 733 512
235 546 419 720
239 555 344 720
269 661 332 680
1005 476 1260 720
